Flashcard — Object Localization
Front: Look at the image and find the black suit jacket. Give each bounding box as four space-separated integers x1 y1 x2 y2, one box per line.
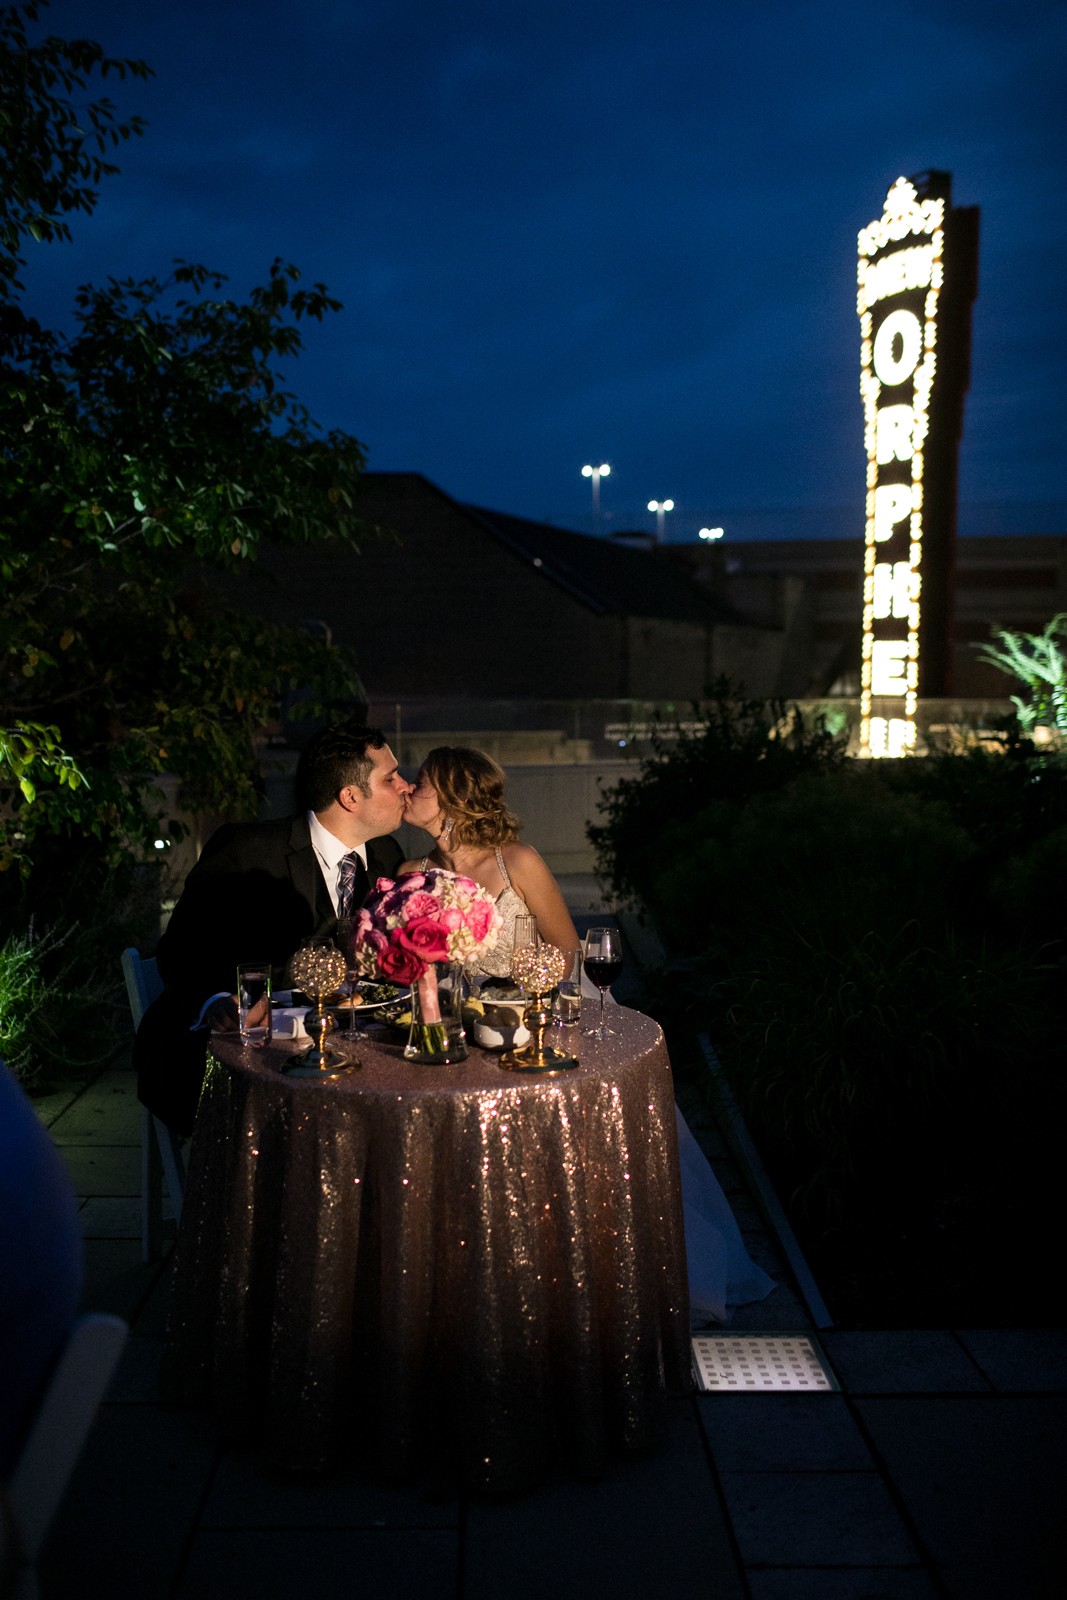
134 815 404 1133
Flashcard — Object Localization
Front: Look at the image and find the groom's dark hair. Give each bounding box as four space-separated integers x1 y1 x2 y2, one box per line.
297 720 387 812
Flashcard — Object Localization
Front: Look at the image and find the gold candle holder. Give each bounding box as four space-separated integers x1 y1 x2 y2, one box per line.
283 946 354 1077
499 945 579 1074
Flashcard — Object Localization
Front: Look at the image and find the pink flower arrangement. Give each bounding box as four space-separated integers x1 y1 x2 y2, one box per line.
351 868 503 987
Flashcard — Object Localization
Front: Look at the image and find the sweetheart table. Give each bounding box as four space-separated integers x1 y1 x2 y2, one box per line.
159 1004 691 1491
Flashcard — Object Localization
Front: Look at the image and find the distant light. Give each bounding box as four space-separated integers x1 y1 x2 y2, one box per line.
582 465 593 477
664 499 674 511
647 501 656 512
533 557 542 567
599 463 610 476
153 839 167 849
699 527 724 541
618 740 626 747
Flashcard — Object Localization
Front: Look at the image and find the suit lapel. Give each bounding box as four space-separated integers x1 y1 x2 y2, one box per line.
286 813 334 928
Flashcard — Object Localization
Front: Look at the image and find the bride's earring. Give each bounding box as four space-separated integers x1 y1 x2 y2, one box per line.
439 818 453 843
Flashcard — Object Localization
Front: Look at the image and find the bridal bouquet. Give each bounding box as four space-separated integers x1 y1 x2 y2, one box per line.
351 869 502 1063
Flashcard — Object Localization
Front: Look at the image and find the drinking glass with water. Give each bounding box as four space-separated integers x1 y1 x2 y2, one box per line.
553 950 582 1028
237 963 272 1046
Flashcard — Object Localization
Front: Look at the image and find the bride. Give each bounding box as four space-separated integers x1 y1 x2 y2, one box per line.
398 745 580 977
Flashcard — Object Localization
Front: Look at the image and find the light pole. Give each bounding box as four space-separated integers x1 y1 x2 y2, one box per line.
582 463 610 530
698 527 724 541
647 499 674 541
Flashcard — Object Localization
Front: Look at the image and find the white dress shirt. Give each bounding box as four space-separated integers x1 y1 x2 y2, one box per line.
308 810 367 916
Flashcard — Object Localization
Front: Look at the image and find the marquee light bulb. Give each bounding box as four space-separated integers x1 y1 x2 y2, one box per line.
873 310 922 385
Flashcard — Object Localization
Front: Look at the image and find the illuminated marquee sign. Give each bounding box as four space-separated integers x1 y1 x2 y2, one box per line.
857 172 979 757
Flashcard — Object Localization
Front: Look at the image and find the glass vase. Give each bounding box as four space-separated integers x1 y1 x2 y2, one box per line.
403 962 469 1064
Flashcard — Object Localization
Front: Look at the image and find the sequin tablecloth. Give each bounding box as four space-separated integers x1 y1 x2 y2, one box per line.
160 1005 691 1491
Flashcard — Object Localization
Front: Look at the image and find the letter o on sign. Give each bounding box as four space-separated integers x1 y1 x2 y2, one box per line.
873 310 922 386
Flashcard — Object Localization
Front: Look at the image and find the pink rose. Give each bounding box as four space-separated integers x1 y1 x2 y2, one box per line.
397 916 450 960
373 877 395 894
379 942 425 984
464 900 495 943
362 927 389 958
403 890 440 920
354 908 373 934
439 907 465 932
398 871 426 889
452 874 480 895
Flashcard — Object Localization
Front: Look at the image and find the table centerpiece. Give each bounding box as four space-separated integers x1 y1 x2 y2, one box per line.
351 869 502 1063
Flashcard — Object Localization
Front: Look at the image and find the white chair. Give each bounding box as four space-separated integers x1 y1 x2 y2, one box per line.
8 1313 127 1600
120 948 187 1261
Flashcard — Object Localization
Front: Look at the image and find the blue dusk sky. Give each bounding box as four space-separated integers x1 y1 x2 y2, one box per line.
18 0 1067 540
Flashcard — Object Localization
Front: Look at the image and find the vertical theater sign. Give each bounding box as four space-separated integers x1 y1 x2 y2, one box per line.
857 172 979 757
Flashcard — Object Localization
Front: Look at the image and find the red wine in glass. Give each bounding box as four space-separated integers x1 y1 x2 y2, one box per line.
584 958 623 989
582 928 620 1038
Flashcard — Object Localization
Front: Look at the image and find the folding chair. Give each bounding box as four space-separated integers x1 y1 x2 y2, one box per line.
7 1313 127 1600
120 948 187 1261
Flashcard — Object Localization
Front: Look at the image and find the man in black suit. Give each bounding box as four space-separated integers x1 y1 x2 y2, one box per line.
134 721 410 1133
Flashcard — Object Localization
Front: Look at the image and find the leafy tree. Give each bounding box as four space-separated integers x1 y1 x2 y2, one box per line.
1 4 376 886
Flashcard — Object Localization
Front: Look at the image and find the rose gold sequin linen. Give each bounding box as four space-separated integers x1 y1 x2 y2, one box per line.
159 1005 691 1492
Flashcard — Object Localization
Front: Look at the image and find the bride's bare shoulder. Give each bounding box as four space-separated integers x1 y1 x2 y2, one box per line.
500 842 549 878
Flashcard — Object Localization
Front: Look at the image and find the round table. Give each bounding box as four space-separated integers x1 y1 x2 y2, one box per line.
160 1003 691 1491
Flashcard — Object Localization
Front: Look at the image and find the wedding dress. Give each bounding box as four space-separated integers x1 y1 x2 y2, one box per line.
422 847 776 1322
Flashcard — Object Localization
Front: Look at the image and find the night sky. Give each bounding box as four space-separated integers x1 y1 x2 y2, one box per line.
20 0 1067 540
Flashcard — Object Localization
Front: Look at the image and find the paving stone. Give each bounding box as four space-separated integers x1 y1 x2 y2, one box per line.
106 1336 163 1402
132 1254 178 1337
79 1238 171 1323
718 1472 917 1567
747 1569 938 1599
39 1404 219 1600
857 1397 1067 1600
955 1328 1067 1392
464 1399 745 1600
202 1451 459 1528
177 1530 459 1599
821 1331 990 1394
28 1083 86 1129
698 1393 874 1471
79 1195 174 1238
728 1288 811 1332
57 1142 142 1195
48 1068 143 1143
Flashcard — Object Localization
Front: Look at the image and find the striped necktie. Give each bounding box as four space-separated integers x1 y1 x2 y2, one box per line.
337 852 364 919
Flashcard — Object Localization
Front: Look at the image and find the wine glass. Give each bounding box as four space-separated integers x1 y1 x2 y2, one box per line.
511 914 538 998
582 927 621 1039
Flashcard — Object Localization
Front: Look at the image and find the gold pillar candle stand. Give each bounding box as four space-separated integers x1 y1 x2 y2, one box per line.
283 946 354 1077
499 945 578 1074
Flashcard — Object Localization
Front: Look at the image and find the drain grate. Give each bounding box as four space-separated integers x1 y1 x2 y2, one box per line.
692 1333 838 1392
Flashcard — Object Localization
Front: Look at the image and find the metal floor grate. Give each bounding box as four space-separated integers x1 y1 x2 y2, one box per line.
692 1333 838 1392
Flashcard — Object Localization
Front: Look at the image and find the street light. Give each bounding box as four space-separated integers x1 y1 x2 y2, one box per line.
582 463 610 529
647 499 674 541
699 527 724 541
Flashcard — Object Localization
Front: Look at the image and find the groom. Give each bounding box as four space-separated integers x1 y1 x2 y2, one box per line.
134 720 411 1133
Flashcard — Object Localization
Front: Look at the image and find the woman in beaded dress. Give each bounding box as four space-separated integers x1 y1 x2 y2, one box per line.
397 746 579 979
398 745 776 1326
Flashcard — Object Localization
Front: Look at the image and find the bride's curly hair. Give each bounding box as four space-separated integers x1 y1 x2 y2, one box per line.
423 747 522 850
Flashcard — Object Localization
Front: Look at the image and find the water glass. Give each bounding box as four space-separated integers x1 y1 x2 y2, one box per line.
553 949 582 1028
237 962 272 1046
